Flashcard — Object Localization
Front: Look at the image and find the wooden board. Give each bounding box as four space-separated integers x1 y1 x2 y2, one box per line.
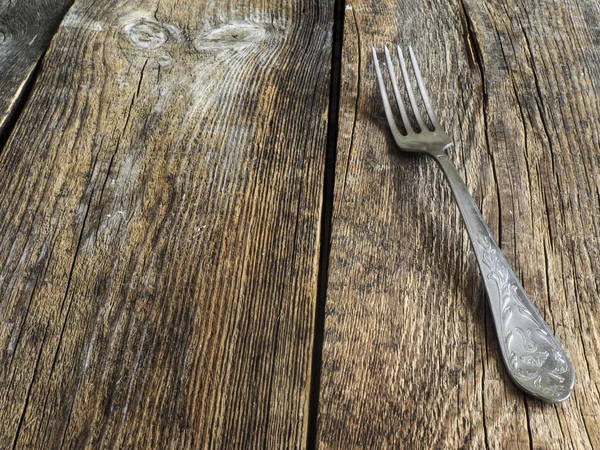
0 0 332 447
0 0 73 141
318 0 600 448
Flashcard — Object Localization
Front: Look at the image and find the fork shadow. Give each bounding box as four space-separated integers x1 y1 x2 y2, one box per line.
362 89 491 351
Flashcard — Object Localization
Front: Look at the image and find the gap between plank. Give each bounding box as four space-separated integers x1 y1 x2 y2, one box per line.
306 0 345 448
0 1 75 154
0 61 43 153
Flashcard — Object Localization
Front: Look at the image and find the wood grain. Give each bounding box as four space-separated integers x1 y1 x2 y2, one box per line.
318 0 600 448
0 0 332 447
0 0 73 141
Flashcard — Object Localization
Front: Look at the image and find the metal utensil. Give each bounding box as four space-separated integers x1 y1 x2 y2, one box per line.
372 45 574 403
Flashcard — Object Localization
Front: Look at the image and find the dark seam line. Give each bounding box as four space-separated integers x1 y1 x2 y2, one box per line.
0 1 76 155
0 60 42 153
306 0 345 448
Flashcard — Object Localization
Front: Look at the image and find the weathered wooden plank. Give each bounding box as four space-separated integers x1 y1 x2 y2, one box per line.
0 0 73 142
0 0 332 447
318 0 600 448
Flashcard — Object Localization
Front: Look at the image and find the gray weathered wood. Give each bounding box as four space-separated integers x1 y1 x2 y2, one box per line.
0 0 332 447
318 0 600 448
0 0 73 141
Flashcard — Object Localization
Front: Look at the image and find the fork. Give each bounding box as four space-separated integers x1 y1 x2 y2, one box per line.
372 45 574 403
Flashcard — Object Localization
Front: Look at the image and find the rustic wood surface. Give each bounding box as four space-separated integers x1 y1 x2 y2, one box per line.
0 0 332 448
1 0 600 448
0 0 73 140
318 0 600 449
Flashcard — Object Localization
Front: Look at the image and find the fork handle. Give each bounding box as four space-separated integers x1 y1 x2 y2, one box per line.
431 149 574 403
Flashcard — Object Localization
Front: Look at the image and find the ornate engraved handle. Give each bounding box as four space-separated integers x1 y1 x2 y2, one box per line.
432 150 574 402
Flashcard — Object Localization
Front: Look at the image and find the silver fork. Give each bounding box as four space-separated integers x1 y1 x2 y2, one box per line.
373 45 574 403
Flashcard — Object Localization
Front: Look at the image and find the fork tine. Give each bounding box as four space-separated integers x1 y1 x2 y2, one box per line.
372 48 404 141
383 46 413 133
408 46 441 129
396 46 426 130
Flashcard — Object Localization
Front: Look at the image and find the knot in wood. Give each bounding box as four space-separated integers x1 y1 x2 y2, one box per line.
0 29 6 45
122 20 168 49
193 23 268 52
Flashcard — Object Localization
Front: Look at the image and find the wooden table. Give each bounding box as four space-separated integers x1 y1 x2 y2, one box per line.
1 0 598 448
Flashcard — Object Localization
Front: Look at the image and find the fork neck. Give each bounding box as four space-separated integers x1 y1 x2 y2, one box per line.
428 149 493 237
